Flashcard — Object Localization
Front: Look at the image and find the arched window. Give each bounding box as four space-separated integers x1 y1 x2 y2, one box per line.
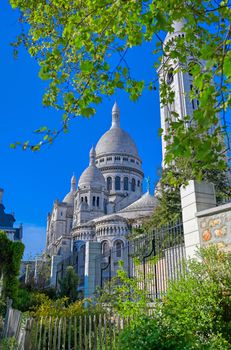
107 177 112 191
115 240 123 258
97 197 100 207
115 176 121 190
85 196 88 203
137 180 140 187
92 196 96 206
167 68 174 85
102 241 109 255
124 177 129 191
131 178 136 192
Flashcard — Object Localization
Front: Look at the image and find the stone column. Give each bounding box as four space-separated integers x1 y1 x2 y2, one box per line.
180 180 216 259
50 255 63 287
84 241 101 299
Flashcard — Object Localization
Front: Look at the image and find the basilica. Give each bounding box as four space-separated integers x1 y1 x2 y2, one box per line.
44 20 196 294
45 102 157 263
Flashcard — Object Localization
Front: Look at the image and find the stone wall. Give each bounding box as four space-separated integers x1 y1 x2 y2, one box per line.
181 180 231 258
197 203 231 252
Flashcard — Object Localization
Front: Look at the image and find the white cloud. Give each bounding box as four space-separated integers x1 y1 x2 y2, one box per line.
22 223 46 260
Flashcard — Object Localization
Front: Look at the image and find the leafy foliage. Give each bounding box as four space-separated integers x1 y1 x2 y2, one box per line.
29 294 102 318
8 0 230 179
116 247 231 349
58 266 79 302
97 261 150 318
0 231 24 303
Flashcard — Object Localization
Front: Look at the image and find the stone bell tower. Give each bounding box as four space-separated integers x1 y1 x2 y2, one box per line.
158 20 201 165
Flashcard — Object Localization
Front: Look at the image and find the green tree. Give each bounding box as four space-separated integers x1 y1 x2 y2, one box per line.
0 231 24 303
8 0 230 180
59 266 79 302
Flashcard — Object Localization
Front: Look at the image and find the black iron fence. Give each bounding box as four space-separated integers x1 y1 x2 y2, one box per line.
95 220 185 300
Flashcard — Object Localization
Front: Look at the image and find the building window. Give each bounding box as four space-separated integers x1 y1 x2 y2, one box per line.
81 197 83 202
123 157 128 161
107 157 112 161
85 196 88 203
137 180 140 187
102 241 109 255
115 156 121 161
131 178 136 192
97 197 100 207
115 240 123 258
92 196 96 206
130 158 135 163
115 176 121 190
107 177 112 191
124 177 129 191
167 68 174 85
100 158 105 163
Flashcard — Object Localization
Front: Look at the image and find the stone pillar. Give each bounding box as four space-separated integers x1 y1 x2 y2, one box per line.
50 255 63 287
180 180 216 259
84 241 101 299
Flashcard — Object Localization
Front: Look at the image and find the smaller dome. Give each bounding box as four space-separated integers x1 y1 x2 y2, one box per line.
63 174 77 204
120 192 157 213
78 146 106 188
63 191 75 204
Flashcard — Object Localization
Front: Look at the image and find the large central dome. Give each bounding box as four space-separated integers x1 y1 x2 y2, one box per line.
95 102 139 158
96 128 139 157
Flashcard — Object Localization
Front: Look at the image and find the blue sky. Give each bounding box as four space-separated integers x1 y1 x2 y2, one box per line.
0 1 162 258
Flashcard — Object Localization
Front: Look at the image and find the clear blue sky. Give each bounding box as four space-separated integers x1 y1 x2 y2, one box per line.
0 1 162 258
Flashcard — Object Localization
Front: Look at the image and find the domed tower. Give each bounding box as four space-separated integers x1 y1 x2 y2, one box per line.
73 146 108 227
95 102 144 210
63 174 76 205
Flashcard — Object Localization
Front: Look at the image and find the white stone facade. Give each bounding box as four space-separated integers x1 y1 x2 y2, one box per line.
158 20 204 164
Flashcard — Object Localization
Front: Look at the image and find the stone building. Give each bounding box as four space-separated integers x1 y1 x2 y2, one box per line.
46 102 157 272
0 188 22 241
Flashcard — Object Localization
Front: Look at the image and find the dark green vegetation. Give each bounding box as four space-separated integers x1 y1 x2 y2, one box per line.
59 266 80 302
8 0 230 183
0 231 24 302
105 247 231 349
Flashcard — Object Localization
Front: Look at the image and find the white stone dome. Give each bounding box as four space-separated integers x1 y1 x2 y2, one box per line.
120 191 157 213
78 147 106 188
63 174 76 204
63 191 75 204
96 127 139 157
95 102 139 158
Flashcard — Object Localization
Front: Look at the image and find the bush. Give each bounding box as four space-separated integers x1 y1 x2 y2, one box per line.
115 247 231 349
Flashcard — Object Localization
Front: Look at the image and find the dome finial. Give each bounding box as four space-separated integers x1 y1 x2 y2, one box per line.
89 145 96 166
71 173 76 191
111 101 120 128
145 176 151 194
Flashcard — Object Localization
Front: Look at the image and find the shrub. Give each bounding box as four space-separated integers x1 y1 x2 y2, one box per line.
115 247 231 349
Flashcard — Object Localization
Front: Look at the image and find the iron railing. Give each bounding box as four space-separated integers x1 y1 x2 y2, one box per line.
95 220 185 300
